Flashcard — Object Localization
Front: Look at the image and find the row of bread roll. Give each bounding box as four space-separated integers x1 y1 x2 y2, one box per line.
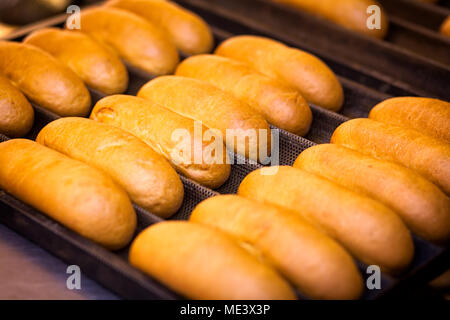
270 0 389 39
90 95 231 189
36 117 184 218
23 28 129 95
129 220 297 300
136 76 272 162
294 96 450 243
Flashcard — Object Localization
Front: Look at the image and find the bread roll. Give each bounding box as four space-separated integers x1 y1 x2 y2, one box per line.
105 0 213 55
175 54 312 135
441 17 450 37
129 221 296 300
138 76 271 162
24 28 128 95
78 7 179 75
271 0 388 38
190 195 363 299
0 139 136 249
0 76 34 137
294 144 450 243
36 117 183 218
0 41 91 116
369 97 450 143
331 119 450 195
238 166 414 274
90 95 230 189
215 35 344 111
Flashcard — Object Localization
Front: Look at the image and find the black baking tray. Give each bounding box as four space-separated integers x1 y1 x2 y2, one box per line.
0 4 449 300
175 0 450 101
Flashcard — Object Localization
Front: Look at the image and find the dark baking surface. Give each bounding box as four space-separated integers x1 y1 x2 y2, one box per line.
0 223 117 300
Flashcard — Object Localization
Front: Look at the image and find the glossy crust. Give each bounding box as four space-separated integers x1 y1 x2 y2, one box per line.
129 221 296 300
138 76 272 162
369 97 450 143
0 139 136 249
0 41 91 116
36 117 184 218
294 144 450 243
90 95 230 189
78 7 179 75
105 0 213 55
238 166 414 274
0 76 34 137
24 28 128 95
441 17 450 37
331 118 450 195
215 35 344 111
272 0 389 38
176 54 312 135
190 195 364 299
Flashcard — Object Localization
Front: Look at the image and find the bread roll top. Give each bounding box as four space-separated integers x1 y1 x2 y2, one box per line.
105 0 213 55
0 76 34 137
369 97 450 143
238 166 414 274
138 75 272 162
24 28 128 95
176 54 312 136
36 117 184 218
331 118 450 195
215 35 344 111
90 95 230 189
294 144 450 243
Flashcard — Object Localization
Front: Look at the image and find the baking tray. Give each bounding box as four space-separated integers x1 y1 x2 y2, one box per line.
378 0 450 31
175 0 450 101
0 5 449 300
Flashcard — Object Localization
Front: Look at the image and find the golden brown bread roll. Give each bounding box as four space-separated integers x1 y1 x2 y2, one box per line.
369 97 450 143
294 144 450 243
175 54 312 136
90 95 230 189
215 35 344 111
0 41 91 116
24 28 128 95
138 76 272 162
105 0 213 55
36 117 184 218
271 0 389 38
238 166 414 274
331 118 450 195
0 76 34 137
190 195 364 299
78 7 179 75
129 221 296 300
0 139 136 249
441 17 450 37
